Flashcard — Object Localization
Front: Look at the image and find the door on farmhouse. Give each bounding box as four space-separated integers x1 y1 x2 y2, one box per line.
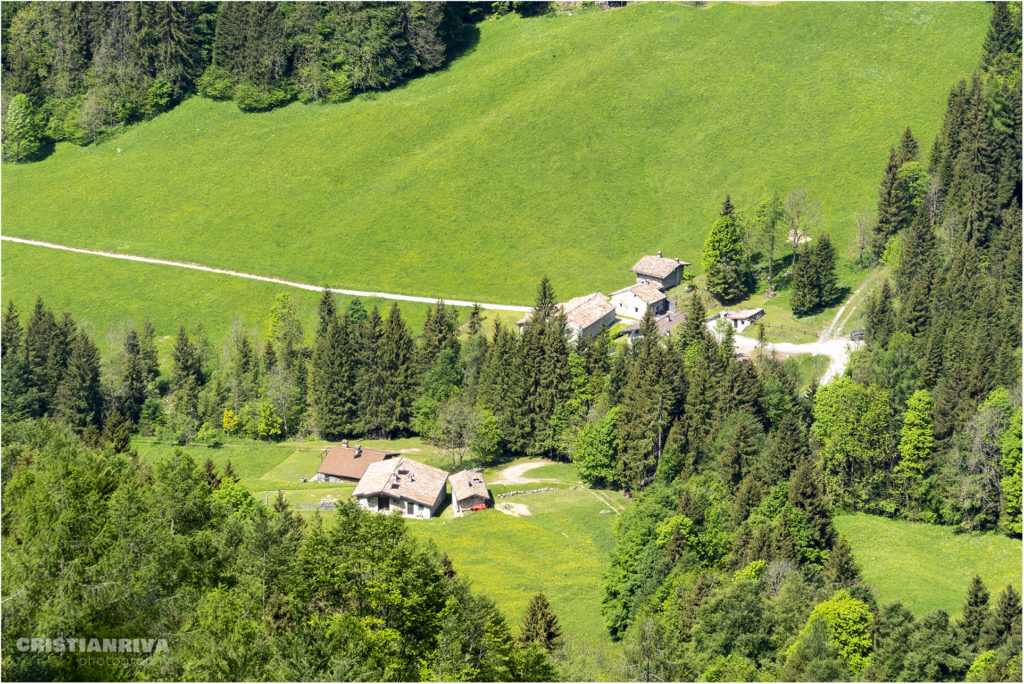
378 497 389 512
407 501 415 516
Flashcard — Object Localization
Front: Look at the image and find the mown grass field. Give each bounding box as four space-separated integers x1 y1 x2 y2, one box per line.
2 2 988 311
834 513 1023 617
0 241 522 355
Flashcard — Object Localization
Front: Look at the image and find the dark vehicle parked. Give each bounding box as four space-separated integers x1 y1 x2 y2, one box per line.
850 329 865 341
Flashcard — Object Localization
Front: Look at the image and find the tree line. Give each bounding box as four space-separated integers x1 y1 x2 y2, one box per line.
599 5 1021 681
0 419 571 681
1 1 552 160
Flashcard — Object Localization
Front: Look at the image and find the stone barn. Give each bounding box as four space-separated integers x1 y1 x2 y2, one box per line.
352 457 449 519
450 470 491 513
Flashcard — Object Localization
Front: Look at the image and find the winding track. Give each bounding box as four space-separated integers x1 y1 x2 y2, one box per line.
4 235 864 381
0 235 531 312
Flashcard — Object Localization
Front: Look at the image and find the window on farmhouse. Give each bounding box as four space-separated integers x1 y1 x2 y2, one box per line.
407 501 415 515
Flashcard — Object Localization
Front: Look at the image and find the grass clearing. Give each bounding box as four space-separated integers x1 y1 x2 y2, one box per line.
2 2 987 306
133 434 625 653
411 486 621 645
834 513 1023 617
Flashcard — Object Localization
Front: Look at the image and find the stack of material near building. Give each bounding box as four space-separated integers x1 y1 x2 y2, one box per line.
449 470 491 513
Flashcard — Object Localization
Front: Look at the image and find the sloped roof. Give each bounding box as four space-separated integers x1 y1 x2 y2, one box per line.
727 308 765 321
612 282 668 305
562 293 615 329
631 254 691 278
317 445 399 480
624 310 687 337
352 457 450 507
449 470 490 503
517 293 614 330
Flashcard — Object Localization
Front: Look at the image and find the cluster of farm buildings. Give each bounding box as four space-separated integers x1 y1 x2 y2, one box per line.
313 441 489 518
308 254 767 520
516 252 766 344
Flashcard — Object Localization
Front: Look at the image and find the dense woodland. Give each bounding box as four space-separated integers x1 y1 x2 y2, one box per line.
2 2 1023 682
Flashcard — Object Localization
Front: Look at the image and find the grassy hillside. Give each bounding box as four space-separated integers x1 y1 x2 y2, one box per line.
834 513 1023 617
0 241 522 355
2 2 988 308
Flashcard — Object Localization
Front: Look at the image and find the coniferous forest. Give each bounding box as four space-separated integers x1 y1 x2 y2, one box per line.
1 2 1022 682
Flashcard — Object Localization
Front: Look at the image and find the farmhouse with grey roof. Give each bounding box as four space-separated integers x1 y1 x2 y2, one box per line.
611 282 669 319
352 457 450 519
631 251 690 291
516 292 615 341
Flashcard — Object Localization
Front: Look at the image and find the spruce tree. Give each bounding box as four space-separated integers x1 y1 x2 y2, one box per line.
717 359 761 423
377 303 416 438
958 575 991 649
979 585 1022 650
119 330 148 424
139 319 160 381
865 280 896 348
676 293 709 354
517 592 564 654
55 330 103 432
981 2 1020 74
718 419 758 488
873 147 912 258
171 325 203 393
823 535 861 591
418 299 459 378
790 244 815 316
466 303 483 336
896 127 920 166
2 301 23 361
0 302 30 421
222 459 238 483
767 413 810 482
789 460 836 551
200 457 221 488
702 202 750 303
23 297 58 416
813 234 839 307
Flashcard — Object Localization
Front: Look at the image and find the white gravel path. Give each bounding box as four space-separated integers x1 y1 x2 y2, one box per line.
1 235 531 312
490 460 558 485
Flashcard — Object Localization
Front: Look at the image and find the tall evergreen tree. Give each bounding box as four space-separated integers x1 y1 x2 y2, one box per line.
54 329 103 432
119 330 148 424
702 205 750 303
789 459 836 551
718 419 758 488
139 319 160 381
517 592 563 654
980 585 1022 650
377 303 416 438
822 535 861 591
873 147 913 258
958 574 991 649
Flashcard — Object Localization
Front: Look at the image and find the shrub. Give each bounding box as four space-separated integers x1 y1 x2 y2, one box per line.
197 65 236 100
233 82 293 112
326 71 354 103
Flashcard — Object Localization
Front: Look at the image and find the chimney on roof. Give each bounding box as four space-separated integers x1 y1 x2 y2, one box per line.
355 445 362 457
657 250 662 257
342 439 349 448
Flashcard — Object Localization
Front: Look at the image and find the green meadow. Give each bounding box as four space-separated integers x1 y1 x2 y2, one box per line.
0 240 522 355
2 2 988 309
834 513 1023 617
